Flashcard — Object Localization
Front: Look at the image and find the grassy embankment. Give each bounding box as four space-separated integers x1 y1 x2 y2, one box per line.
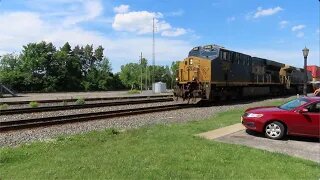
1 99 319 179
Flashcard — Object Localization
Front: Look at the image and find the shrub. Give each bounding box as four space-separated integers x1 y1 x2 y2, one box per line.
29 101 39 108
128 89 141 94
75 98 85 105
62 101 68 106
0 103 9 110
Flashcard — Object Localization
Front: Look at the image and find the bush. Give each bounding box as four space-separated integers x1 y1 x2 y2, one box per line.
62 101 68 106
0 103 9 110
128 89 141 94
75 98 85 105
29 101 39 108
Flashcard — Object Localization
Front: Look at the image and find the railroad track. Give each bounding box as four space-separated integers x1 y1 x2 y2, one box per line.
0 95 173 105
0 97 173 115
0 104 190 131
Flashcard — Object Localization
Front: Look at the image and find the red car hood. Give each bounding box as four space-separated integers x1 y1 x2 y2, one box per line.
246 106 286 113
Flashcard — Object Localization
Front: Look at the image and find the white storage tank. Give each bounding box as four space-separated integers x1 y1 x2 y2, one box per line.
153 82 167 93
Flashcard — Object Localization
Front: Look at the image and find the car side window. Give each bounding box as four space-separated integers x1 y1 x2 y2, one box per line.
307 102 320 113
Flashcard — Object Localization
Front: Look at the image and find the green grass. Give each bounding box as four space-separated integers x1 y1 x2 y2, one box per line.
75 98 85 105
0 103 9 110
1 100 319 179
128 89 141 94
29 101 39 108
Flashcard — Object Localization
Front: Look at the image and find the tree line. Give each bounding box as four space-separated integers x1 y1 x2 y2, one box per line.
0 41 179 92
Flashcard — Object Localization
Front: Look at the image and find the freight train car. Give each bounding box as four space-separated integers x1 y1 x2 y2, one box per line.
307 65 320 81
174 44 312 103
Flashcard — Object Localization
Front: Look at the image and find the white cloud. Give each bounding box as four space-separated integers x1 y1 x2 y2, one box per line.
0 11 192 72
107 37 192 67
63 0 103 26
161 28 187 37
112 11 169 34
296 32 304 38
0 12 48 51
227 16 236 23
253 6 283 18
291 24 306 31
113 4 129 14
279 20 288 28
24 0 104 26
112 5 186 37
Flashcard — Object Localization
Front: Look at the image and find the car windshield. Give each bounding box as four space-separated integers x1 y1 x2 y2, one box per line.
279 98 309 110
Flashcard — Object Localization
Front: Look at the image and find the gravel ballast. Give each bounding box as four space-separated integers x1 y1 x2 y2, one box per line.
0 96 293 147
0 101 176 122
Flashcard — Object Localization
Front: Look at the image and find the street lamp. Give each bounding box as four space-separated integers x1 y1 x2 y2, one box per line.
302 46 309 96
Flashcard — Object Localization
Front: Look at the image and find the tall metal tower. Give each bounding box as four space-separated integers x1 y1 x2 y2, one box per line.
140 52 143 92
152 18 155 89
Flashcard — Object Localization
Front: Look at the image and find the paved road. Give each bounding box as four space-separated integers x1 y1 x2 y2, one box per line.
216 130 320 163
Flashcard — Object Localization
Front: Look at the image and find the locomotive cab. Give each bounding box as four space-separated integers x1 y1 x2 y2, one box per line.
174 55 211 103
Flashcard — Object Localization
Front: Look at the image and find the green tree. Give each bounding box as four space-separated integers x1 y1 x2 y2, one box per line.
94 45 104 62
0 54 26 91
80 45 113 91
20 41 56 91
119 63 141 90
110 73 126 90
119 59 177 90
60 43 83 91
170 61 179 89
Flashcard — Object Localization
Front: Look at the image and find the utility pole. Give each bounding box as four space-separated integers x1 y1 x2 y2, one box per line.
145 59 148 90
152 18 155 91
140 52 143 93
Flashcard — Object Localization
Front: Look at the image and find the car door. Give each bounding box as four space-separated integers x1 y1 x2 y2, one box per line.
279 110 310 136
303 101 320 136
289 101 320 136
276 100 311 135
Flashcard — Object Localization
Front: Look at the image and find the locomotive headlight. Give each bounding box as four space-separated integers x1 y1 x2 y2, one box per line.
176 77 179 81
189 58 193 65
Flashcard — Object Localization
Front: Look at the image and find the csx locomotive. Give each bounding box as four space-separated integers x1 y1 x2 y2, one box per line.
174 44 311 103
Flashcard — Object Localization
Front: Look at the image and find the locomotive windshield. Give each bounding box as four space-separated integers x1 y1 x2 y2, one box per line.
188 45 219 60
188 46 201 57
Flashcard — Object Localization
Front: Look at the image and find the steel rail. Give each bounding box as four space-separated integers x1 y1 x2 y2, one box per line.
0 95 173 105
0 97 173 115
0 104 190 131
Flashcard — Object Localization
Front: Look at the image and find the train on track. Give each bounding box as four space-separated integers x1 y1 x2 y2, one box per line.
174 44 314 103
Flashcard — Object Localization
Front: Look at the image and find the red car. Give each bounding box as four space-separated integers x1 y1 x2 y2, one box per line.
241 96 320 140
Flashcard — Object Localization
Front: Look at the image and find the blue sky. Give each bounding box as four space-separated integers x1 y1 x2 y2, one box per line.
0 0 319 72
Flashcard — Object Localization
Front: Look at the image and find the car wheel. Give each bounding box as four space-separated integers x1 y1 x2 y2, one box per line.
264 121 285 140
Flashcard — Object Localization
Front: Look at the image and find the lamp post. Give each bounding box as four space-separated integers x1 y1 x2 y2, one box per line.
302 46 309 96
